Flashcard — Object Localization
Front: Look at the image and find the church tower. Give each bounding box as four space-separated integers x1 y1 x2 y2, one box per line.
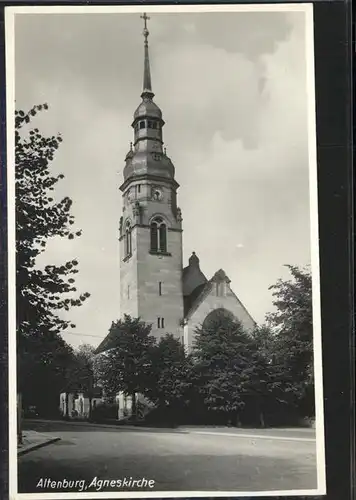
119 14 184 342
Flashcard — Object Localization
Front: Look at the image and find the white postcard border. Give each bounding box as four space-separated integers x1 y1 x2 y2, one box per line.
5 3 325 499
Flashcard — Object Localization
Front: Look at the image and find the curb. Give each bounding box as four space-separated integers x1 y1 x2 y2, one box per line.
18 437 61 456
26 419 189 433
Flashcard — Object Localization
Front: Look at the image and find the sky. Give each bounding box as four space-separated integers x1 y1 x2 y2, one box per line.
13 7 314 348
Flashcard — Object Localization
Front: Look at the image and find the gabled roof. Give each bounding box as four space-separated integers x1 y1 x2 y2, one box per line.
183 263 256 327
211 268 231 284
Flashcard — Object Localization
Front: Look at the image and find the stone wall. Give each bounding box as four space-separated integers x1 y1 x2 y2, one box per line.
120 178 184 342
186 283 256 350
137 226 184 341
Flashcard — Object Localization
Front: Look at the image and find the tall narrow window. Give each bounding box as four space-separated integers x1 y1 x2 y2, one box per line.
157 317 161 328
139 120 145 129
125 222 132 257
161 318 165 329
137 184 141 194
150 222 158 252
150 217 167 253
159 223 167 253
159 282 162 296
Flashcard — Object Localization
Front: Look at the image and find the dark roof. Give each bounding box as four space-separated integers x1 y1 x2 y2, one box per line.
134 99 162 121
95 327 123 355
182 252 208 297
183 282 207 317
123 150 175 183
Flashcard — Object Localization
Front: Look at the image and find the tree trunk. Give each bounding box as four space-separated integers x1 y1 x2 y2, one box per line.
17 392 23 445
88 397 92 420
65 392 69 419
235 412 241 428
131 393 136 419
259 411 265 428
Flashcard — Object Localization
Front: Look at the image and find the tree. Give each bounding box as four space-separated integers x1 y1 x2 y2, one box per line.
95 315 156 417
20 330 75 418
16 104 90 340
266 265 314 417
192 311 260 425
144 334 190 412
70 344 97 419
15 105 90 433
249 325 294 426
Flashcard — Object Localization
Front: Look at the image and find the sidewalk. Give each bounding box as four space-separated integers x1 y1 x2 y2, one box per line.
18 430 60 456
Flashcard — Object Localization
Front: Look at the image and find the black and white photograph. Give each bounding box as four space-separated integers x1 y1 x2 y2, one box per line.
6 4 326 498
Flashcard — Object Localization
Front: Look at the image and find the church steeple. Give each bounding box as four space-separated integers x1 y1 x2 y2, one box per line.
141 13 154 100
121 13 177 189
118 14 184 343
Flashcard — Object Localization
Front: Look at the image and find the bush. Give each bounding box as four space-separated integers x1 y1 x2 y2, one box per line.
90 403 119 423
140 405 180 427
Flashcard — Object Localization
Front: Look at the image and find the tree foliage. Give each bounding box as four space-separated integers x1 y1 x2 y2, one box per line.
95 315 156 412
71 344 96 394
20 330 75 416
192 312 262 420
16 104 90 340
144 334 190 408
266 265 314 414
67 344 97 417
16 104 90 411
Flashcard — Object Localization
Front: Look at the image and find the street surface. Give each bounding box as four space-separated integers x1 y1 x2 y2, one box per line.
18 420 317 494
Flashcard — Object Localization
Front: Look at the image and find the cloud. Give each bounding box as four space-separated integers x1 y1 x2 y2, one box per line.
14 10 312 346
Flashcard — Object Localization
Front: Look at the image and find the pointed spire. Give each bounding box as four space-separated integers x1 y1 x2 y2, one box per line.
189 251 200 267
140 13 154 99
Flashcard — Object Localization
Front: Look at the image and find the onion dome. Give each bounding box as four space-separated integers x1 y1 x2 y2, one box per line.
124 150 175 181
134 99 162 121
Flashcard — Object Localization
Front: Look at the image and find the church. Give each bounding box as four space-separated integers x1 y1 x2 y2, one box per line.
97 14 255 356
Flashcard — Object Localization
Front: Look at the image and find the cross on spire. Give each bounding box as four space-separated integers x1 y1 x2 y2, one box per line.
141 13 150 45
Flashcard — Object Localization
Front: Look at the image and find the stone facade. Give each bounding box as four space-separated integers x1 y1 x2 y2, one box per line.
184 281 256 351
119 179 184 341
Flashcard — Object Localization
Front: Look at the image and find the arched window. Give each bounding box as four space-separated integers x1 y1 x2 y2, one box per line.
125 222 132 257
202 308 235 330
150 217 167 253
139 120 145 129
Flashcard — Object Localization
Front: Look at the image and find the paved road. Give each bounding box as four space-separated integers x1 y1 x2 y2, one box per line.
18 420 317 494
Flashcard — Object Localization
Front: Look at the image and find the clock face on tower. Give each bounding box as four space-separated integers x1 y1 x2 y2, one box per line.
152 187 163 201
